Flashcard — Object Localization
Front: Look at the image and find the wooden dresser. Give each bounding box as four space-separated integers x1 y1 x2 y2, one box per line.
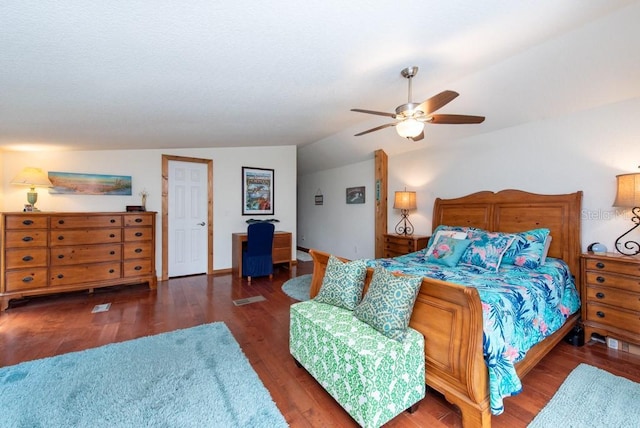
382 233 430 258
580 252 640 346
0 212 157 311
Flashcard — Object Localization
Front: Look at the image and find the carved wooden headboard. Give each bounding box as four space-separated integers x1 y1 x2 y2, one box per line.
432 189 583 286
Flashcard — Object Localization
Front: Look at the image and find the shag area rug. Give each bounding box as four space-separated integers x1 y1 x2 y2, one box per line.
0 322 288 428
282 274 312 301
528 363 640 427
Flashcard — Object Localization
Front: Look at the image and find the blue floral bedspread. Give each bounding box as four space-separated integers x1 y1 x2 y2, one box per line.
365 251 581 415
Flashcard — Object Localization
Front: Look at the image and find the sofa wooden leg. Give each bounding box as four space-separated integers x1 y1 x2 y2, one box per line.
293 357 303 368
247 276 252 283
406 402 420 414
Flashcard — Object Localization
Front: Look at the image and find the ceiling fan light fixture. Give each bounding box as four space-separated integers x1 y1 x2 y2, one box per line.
396 118 424 139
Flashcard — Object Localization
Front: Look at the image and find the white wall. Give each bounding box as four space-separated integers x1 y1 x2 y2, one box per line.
2 145 297 273
297 159 374 259
298 97 640 256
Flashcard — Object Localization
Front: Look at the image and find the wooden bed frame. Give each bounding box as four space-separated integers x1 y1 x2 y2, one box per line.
308 189 583 428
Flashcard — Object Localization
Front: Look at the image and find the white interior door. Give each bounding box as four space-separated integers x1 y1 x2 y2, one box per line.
168 160 208 277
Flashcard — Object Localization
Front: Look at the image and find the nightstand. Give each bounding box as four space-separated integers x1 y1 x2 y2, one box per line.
383 234 429 258
580 252 640 346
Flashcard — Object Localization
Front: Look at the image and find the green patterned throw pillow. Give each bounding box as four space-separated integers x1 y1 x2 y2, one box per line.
353 266 422 342
314 255 367 310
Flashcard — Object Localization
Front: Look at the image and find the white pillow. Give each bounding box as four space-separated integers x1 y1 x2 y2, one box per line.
425 230 468 256
540 236 553 265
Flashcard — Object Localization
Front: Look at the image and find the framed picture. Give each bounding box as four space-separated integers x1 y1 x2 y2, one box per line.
242 167 274 215
346 186 365 204
48 171 132 195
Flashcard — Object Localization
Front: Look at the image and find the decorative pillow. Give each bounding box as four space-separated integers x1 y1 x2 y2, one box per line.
540 235 553 265
353 266 422 342
458 230 516 272
425 225 476 251
424 229 468 257
426 236 471 267
502 228 550 269
314 255 367 310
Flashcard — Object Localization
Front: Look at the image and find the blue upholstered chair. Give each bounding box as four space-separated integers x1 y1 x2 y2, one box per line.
242 222 275 283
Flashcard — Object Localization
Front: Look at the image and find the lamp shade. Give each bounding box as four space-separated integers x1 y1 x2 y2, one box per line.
396 118 425 139
613 173 640 208
10 167 53 188
393 190 417 210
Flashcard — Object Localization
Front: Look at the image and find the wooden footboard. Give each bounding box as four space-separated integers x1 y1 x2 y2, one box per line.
309 249 578 428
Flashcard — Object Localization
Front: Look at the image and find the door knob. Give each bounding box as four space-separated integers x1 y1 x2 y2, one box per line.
197 222 205 226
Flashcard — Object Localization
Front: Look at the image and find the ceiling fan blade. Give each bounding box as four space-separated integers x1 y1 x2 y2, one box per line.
416 90 459 115
354 122 396 136
351 108 396 118
428 114 485 124
408 131 424 142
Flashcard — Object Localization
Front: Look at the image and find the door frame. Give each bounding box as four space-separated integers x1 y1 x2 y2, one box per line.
161 154 214 280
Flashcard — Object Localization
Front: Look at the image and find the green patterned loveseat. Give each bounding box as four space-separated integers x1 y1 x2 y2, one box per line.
290 300 425 428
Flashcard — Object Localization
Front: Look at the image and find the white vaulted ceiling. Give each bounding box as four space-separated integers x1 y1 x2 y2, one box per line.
1 1 639 174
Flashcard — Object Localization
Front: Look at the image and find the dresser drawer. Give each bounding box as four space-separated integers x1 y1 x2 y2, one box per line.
124 214 154 227
273 233 291 248
5 230 48 248
584 271 640 293
587 286 640 312
50 244 122 266
5 215 49 230
587 303 640 332
123 259 152 277
51 215 122 229
5 268 49 291
50 229 122 246
123 227 152 242
5 248 49 269
50 263 121 286
273 248 291 264
585 258 640 277
123 241 152 260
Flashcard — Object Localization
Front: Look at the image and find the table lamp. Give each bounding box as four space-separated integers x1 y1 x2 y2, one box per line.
393 189 417 235
613 172 640 256
10 167 53 212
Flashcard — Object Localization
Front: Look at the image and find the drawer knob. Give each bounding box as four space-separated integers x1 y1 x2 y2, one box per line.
22 255 33 262
596 311 605 318
22 219 33 225
135 218 143 223
58 255 64 259
58 220 64 225
135 248 142 253
58 236 64 240
595 292 605 299
22 276 33 283
110 234 116 238
22 236 33 242
110 219 116 223
135 232 143 237
134 266 142 271
109 269 115 274
596 276 605 283
595 262 605 269
110 251 115 255
57 274 64 279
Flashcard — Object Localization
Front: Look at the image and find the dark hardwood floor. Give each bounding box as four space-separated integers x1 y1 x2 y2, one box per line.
1 261 639 427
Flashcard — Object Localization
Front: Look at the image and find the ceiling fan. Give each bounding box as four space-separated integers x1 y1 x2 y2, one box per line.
351 66 485 142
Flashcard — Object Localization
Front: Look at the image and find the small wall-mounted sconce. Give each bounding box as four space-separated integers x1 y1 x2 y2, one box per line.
613 170 640 255
10 167 53 211
393 189 417 235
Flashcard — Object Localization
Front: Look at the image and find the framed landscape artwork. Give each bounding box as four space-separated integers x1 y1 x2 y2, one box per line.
48 172 132 195
242 167 274 215
346 186 365 204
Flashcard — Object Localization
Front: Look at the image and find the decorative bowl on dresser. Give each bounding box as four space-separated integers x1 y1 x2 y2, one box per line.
0 212 157 311
580 252 640 347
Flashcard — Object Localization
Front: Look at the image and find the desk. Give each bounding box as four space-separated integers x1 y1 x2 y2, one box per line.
231 231 293 278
